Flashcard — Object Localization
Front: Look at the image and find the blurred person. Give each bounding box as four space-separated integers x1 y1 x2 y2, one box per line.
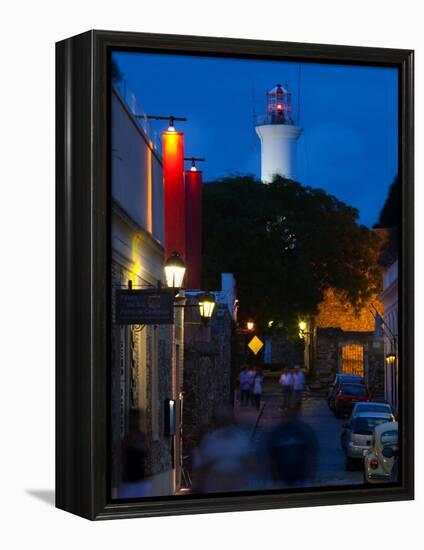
262 410 319 488
239 365 252 406
279 367 294 409
252 368 264 410
118 409 152 498
293 366 306 409
247 364 256 406
191 405 260 493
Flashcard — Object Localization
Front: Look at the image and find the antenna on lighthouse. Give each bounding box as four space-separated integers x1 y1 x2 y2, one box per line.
297 64 301 125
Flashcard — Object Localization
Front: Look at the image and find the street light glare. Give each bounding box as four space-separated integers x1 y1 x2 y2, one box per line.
198 292 216 321
164 251 186 289
299 321 307 331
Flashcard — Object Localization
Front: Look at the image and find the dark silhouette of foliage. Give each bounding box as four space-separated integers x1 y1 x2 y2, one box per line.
202 175 381 331
374 175 399 228
111 59 123 83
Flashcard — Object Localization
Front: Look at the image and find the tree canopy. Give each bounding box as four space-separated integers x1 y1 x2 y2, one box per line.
202 175 382 332
374 175 399 228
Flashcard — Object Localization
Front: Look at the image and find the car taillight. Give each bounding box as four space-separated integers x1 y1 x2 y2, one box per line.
370 459 378 470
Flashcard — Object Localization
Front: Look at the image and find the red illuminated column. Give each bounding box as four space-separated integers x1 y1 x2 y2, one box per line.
162 130 186 261
185 169 203 290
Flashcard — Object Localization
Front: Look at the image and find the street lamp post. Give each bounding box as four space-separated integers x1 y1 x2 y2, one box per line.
163 253 216 326
298 320 313 372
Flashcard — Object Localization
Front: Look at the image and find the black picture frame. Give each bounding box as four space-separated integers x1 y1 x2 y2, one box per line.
56 30 414 520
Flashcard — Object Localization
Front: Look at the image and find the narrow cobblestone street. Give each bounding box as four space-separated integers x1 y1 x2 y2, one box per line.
235 370 363 488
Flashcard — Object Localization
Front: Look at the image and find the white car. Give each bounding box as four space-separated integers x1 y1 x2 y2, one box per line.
341 411 395 469
364 422 398 483
348 402 394 424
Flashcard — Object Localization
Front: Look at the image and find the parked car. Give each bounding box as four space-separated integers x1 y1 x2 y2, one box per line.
341 412 395 469
364 422 398 483
334 383 371 418
348 401 394 423
327 374 364 409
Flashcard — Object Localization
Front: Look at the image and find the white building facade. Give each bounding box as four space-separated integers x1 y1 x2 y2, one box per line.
111 86 184 498
379 260 399 412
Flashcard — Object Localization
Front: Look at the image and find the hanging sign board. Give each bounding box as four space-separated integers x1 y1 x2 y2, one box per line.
115 289 174 325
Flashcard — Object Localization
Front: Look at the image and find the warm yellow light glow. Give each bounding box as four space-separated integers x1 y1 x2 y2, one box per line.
131 234 142 277
268 320 274 327
299 321 307 331
167 125 176 132
247 321 254 331
386 354 396 365
198 292 216 321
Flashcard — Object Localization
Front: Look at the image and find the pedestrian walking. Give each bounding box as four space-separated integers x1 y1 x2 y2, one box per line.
279 367 294 409
247 365 256 406
293 366 306 409
239 366 252 406
252 368 264 410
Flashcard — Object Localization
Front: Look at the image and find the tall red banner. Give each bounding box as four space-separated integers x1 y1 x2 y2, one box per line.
185 169 203 290
162 131 185 261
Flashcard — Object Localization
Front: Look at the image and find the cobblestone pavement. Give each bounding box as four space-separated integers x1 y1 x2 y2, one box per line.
234 370 364 488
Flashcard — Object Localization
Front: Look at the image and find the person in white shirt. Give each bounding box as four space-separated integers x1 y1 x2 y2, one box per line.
252 369 264 410
279 367 294 409
293 366 306 409
239 366 253 406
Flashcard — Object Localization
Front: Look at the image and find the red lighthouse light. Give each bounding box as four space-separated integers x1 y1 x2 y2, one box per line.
266 83 293 124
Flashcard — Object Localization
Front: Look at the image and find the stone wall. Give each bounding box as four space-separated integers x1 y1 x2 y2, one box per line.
182 302 233 460
314 327 384 397
264 333 304 369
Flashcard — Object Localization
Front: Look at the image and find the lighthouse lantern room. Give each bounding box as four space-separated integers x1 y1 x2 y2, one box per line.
255 83 303 183
266 84 293 124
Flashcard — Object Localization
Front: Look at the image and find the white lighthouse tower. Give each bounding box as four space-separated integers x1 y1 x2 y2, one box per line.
255 84 303 183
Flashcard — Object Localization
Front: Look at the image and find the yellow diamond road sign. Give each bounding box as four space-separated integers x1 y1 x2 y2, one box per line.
248 335 264 355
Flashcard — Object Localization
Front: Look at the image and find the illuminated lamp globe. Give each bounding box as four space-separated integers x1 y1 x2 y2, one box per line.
386 353 396 365
247 321 254 331
299 321 307 331
198 292 216 323
164 251 186 290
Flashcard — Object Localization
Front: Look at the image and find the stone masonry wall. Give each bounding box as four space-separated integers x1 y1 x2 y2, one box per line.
182 303 233 460
314 327 385 397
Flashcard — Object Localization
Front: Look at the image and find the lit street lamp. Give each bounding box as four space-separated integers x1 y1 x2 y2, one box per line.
247 320 255 331
298 320 313 372
164 251 186 290
386 353 396 365
198 292 216 325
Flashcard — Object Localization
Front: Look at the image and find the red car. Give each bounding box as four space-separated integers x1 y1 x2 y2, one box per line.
334 383 371 418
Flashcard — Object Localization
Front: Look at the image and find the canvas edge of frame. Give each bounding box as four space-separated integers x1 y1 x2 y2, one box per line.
55 29 414 521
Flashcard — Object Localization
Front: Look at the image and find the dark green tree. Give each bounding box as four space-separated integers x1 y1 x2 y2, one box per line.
111 58 123 83
202 175 381 332
374 175 399 228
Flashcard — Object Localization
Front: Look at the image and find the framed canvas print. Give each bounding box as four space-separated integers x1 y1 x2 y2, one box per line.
56 30 414 520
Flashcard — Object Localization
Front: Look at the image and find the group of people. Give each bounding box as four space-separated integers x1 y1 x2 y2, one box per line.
279 366 305 409
239 365 264 410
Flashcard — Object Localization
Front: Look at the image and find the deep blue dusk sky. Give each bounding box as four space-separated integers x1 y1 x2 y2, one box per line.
112 51 398 227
